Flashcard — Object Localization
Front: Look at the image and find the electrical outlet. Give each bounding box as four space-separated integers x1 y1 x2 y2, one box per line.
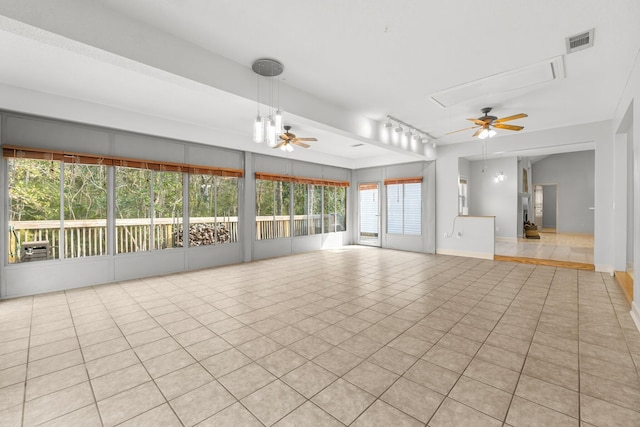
495 226 500 232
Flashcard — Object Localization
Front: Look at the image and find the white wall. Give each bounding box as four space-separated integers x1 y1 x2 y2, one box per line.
468 157 518 239
612 46 640 330
531 151 595 234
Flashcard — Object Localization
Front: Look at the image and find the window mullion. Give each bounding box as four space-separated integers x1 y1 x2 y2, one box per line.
59 162 65 260
150 170 155 251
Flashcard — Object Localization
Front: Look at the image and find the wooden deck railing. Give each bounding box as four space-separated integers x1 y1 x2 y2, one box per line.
8 217 238 263
8 214 343 263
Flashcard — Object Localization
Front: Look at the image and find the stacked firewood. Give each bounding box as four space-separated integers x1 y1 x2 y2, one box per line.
174 223 231 246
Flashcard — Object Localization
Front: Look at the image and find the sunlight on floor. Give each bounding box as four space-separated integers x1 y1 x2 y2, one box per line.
495 232 594 264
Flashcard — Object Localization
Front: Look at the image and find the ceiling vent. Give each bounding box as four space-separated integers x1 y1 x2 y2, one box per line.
566 29 594 54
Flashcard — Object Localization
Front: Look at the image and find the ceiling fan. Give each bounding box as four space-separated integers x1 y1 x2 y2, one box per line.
274 125 317 151
447 107 528 139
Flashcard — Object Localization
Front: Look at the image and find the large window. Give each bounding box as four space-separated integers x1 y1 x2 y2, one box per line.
8 158 62 262
7 157 109 263
386 177 422 235
153 171 183 250
188 174 239 246
64 163 108 257
4 146 243 262
256 173 348 240
323 186 347 233
256 179 291 240
115 167 151 253
293 183 322 236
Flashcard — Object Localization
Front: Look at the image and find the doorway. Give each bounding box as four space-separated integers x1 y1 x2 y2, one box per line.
358 183 380 246
534 184 558 232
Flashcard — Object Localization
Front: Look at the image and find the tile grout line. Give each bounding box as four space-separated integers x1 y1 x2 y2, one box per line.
20 295 34 427
64 288 106 427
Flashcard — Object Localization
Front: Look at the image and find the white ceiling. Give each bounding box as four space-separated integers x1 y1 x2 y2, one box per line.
0 0 639 168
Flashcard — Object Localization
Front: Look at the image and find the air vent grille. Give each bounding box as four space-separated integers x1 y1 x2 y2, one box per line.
566 29 594 53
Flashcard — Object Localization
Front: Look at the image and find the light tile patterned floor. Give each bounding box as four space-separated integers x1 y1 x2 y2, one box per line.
1 246 639 426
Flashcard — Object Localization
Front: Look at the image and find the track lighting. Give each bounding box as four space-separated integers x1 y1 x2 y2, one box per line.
384 115 436 146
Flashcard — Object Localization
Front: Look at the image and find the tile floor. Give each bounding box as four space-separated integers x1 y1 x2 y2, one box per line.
1 246 639 426
495 232 594 264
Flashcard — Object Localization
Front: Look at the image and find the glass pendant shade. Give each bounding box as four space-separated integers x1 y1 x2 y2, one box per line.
266 117 276 147
478 128 490 139
274 110 283 135
253 116 264 143
488 129 497 138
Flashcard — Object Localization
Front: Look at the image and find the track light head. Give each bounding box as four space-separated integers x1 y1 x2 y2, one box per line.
395 125 403 133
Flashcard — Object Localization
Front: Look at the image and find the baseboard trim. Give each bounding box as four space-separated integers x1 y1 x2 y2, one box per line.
614 271 633 304
436 248 494 260
494 255 594 270
631 302 640 333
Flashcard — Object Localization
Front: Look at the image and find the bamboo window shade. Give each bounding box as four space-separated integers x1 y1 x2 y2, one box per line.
383 176 423 185
358 183 379 191
255 172 349 187
2 145 243 177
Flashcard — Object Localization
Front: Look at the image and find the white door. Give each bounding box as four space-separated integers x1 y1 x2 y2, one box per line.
358 183 380 246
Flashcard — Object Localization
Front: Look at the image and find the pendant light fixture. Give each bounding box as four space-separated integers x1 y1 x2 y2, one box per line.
252 58 284 146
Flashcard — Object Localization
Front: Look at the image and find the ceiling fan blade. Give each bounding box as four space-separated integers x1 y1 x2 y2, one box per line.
292 141 310 148
472 127 485 138
467 118 487 126
493 123 524 131
494 113 528 123
273 141 286 149
279 133 292 140
445 125 480 135
295 138 317 142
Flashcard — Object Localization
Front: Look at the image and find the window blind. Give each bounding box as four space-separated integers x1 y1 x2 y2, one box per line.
385 180 422 235
383 176 422 185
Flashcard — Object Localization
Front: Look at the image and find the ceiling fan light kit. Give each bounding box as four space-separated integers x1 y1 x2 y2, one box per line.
446 107 528 139
273 125 317 152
